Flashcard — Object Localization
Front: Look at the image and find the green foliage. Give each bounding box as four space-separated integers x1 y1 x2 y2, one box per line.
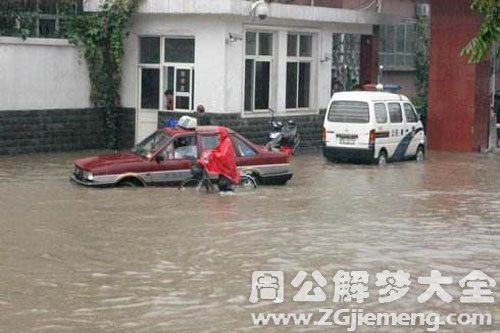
0 0 37 38
62 0 141 149
461 0 500 63
414 16 429 125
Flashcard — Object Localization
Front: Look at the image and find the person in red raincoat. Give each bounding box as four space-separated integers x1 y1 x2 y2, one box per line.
199 127 240 191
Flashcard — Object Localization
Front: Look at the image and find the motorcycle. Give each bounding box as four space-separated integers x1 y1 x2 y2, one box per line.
266 109 301 156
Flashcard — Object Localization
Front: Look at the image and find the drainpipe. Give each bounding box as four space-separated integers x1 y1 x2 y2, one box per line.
488 43 498 151
311 0 314 6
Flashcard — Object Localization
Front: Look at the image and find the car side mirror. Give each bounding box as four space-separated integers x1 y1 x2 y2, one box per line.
155 155 164 163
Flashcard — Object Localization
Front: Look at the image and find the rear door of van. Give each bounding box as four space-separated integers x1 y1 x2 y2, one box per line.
324 100 371 150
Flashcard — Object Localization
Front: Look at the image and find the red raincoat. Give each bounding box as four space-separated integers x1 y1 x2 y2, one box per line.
199 127 241 185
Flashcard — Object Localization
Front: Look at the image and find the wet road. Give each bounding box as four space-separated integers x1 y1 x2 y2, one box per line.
0 150 500 332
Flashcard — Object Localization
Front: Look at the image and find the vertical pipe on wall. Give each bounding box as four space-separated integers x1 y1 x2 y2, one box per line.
488 43 498 150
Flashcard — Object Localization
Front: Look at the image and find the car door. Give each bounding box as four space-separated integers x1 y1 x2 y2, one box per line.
403 102 421 157
147 134 198 184
387 102 405 160
373 102 390 156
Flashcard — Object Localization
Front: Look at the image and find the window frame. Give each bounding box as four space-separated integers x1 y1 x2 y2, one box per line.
285 32 313 111
244 30 275 113
138 36 196 112
379 20 417 70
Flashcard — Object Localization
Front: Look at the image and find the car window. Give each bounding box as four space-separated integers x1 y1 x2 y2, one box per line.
132 131 171 157
231 135 256 157
388 103 403 123
328 101 369 123
201 134 220 151
374 103 388 123
404 103 418 123
170 135 198 159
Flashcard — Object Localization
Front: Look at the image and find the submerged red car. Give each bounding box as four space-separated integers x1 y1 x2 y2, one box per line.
71 125 293 187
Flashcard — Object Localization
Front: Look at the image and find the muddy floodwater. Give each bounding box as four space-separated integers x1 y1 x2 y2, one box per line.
1 150 500 333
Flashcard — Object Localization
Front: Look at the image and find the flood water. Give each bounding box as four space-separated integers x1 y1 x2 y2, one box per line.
1 150 500 332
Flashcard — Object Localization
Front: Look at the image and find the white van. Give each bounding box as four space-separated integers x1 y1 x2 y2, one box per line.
322 91 426 165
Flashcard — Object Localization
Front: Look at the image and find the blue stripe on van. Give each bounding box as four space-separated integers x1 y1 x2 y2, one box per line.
392 128 423 160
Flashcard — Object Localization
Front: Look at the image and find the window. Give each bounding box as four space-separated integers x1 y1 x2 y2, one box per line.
172 135 198 159
138 36 195 111
0 0 81 38
245 31 273 111
231 135 256 157
331 34 360 93
328 101 369 123
202 135 220 151
379 20 416 69
286 33 312 109
374 103 388 123
404 103 418 123
388 103 403 123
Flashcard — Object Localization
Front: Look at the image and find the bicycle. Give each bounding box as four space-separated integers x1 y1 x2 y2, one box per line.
178 162 258 192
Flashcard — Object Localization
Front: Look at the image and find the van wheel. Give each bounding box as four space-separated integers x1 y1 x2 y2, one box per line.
377 150 388 166
416 146 425 162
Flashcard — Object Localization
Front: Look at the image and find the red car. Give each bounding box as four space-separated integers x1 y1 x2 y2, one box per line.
71 126 293 187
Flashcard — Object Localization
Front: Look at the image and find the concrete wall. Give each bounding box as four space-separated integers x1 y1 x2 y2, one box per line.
428 0 491 151
0 37 136 155
0 37 91 111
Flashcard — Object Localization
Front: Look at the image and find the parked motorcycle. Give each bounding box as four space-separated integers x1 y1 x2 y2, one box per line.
266 109 301 156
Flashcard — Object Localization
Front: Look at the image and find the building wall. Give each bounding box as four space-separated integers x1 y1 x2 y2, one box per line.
428 0 490 151
0 37 135 154
384 71 418 96
0 37 91 111
122 14 372 115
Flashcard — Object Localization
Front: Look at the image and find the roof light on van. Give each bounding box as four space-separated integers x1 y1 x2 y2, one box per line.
376 84 384 91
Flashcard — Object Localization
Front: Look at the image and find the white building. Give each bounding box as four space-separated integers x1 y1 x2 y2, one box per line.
110 0 399 142
0 0 400 152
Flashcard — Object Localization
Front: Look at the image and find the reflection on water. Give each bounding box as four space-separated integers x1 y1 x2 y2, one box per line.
0 150 500 332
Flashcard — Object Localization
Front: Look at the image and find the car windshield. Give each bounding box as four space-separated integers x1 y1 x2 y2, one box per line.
132 131 171 158
328 101 370 123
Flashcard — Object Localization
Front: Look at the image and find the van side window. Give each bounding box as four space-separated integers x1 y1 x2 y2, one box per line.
388 103 403 123
404 103 418 123
374 103 388 123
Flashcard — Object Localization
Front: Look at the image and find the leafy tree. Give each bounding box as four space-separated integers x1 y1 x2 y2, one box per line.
461 0 500 63
62 0 141 149
413 16 429 127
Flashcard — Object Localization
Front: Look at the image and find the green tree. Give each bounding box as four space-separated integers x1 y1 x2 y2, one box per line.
413 16 429 126
62 0 141 148
461 0 500 63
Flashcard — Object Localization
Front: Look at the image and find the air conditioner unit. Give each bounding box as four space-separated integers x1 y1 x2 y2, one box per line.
416 3 430 17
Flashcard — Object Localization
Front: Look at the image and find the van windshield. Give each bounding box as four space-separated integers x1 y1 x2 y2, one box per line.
327 101 369 123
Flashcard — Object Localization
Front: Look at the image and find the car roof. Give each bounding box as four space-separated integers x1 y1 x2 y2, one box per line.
330 91 410 102
161 125 234 136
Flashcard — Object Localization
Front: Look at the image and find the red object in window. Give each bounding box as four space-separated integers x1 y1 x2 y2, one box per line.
199 127 241 185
